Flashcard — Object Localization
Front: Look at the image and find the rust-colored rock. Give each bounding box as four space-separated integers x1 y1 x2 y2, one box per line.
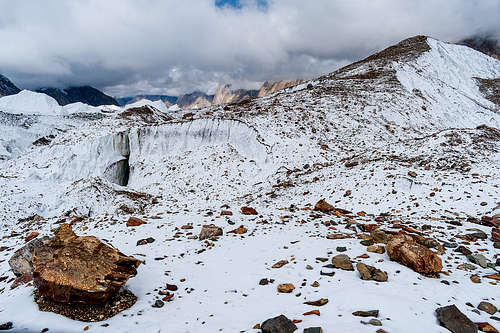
386 234 442 274
221 210 233 216
277 283 295 293
476 322 499 333
492 228 500 242
314 199 334 213
481 216 500 227
241 206 258 215
408 171 417 178
126 217 147 227
272 260 289 269
25 232 40 243
303 310 320 316
228 225 247 234
32 224 141 304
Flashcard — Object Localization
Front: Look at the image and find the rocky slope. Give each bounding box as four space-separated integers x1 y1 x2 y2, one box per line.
257 79 306 98
0 74 20 97
212 84 258 105
37 86 119 106
175 91 214 109
0 36 499 333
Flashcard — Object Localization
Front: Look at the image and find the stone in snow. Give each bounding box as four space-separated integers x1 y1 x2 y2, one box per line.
386 234 442 274
436 305 478 333
331 254 354 271
352 310 379 317
261 315 297 333
32 224 141 304
199 224 223 240
477 302 498 315
356 263 388 282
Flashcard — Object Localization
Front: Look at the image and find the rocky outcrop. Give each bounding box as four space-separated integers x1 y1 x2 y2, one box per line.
36 86 119 106
0 74 20 97
211 85 258 105
386 234 442 274
257 79 306 98
32 224 141 304
176 91 214 109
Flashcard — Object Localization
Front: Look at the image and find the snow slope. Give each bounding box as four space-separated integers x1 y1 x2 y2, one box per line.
0 36 499 333
0 90 62 116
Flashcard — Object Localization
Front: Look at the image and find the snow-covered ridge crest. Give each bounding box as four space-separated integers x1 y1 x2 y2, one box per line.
396 37 500 123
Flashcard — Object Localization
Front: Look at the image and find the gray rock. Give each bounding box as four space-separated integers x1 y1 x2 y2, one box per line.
303 328 322 333
199 224 223 240
466 229 487 240
356 263 388 282
467 254 489 268
261 315 297 333
353 310 379 317
361 319 382 326
371 229 388 244
443 241 458 248
478 301 498 315
332 254 354 271
436 305 478 333
8 236 49 276
0 322 13 330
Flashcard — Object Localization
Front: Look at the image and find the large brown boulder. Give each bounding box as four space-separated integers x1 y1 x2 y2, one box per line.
386 234 442 274
32 224 141 304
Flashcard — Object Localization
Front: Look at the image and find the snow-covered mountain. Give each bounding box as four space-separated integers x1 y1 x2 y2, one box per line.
0 36 499 333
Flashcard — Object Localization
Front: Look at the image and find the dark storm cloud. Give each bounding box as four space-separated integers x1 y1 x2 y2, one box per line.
0 0 498 97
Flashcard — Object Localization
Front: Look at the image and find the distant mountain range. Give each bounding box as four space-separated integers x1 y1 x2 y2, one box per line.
116 95 178 106
1 71 307 110
36 86 119 106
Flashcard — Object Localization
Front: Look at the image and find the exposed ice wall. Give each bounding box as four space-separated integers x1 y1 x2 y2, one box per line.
43 119 270 187
128 119 269 166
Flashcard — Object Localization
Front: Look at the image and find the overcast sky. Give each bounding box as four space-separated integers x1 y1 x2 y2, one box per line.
0 0 499 97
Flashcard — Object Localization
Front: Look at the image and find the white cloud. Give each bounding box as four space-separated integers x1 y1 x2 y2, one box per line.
0 0 498 96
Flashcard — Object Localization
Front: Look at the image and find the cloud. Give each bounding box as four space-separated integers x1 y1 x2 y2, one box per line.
0 0 498 96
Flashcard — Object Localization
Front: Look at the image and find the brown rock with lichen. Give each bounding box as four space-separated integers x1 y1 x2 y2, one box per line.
32 224 141 304
386 234 442 274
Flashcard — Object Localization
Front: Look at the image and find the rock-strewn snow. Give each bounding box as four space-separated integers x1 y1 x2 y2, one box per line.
0 37 499 333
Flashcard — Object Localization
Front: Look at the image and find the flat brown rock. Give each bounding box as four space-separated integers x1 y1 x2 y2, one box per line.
386 234 442 274
32 224 141 304
126 217 147 227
